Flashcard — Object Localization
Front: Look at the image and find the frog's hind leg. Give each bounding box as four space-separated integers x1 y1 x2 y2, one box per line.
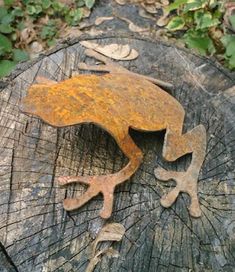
154 114 206 217
58 132 143 219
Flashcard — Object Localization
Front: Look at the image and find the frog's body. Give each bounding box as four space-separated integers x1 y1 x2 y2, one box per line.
23 73 183 132
21 49 206 219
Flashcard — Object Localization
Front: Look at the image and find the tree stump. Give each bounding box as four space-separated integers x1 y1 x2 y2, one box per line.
0 34 235 272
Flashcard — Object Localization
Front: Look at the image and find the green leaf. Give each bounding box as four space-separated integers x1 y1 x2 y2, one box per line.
40 21 57 39
66 8 83 26
209 0 218 8
12 49 29 62
221 35 235 47
1 13 14 25
17 21 25 31
0 24 14 34
226 40 235 57
42 0 51 9
213 9 223 20
76 0 85 7
194 10 220 29
183 12 194 24
12 7 24 17
165 0 188 12
34 5 43 14
10 32 17 41
184 0 207 12
26 5 36 15
0 7 8 19
52 2 66 12
22 0 31 4
166 16 185 31
183 29 215 55
47 39 56 47
0 60 16 78
27 4 42 15
223 35 235 69
85 0 95 9
0 33 12 53
4 0 14 6
0 48 4 57
229 15 235 30
228 54 235 69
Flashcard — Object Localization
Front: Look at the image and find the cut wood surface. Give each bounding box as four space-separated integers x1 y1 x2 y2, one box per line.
0 33 235 272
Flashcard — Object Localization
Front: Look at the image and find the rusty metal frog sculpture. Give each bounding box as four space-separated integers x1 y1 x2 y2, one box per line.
21 48 206 219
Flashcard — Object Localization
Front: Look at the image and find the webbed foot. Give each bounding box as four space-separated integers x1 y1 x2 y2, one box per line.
57 133 143 219
57 174 118 219
154 166 201 217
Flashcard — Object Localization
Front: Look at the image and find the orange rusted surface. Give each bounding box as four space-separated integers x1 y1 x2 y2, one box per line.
21 49 206 219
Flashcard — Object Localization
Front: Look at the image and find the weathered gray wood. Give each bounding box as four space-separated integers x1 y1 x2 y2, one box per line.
0 33 235 272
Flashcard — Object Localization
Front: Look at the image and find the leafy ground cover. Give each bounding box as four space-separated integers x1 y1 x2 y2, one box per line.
0 0 235 78
165 0 235 69
0 0 95 77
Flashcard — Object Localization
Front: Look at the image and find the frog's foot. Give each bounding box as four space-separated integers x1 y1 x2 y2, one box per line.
58 133 143 219
58 174 116 218
154 166 201 217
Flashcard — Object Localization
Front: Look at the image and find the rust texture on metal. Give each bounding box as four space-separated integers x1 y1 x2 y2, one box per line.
21 48 207 219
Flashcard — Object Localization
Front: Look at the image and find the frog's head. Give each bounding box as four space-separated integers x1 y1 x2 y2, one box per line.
20 83 63 126
20 82 89 127
21 84 48 114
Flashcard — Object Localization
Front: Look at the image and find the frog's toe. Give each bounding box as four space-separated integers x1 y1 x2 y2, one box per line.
160 187 180 208
57 176 81 186
154 166 172 181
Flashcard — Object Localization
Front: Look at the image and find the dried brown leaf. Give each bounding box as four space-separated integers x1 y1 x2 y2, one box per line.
129 21 148 32
146 0 155 4
86 248 119 272
156 9 170 27
62 27 83 39
119 17 149 33
141 3 158 14
153 29 169 41
84 27 104 36
20 28 36 45
29 42 43 54
80 41 139 60
85 223 125 272
38 15 49 25
82 7 91 18
114 0 126 5
138 8 155 19
79 21 93 29
160 0 169 6
224 85 235 95
224 2 235 29
92 223 125 256
95 16 114 26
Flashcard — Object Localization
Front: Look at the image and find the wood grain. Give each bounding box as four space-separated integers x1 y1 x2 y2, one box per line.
0 35 234 271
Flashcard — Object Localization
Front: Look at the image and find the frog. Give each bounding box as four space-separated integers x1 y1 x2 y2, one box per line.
20 48 207 219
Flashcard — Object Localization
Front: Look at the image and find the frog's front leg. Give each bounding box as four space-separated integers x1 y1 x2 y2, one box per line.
78 49 173 89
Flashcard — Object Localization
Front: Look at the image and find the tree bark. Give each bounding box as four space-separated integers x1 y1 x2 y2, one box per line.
0 33 235 272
